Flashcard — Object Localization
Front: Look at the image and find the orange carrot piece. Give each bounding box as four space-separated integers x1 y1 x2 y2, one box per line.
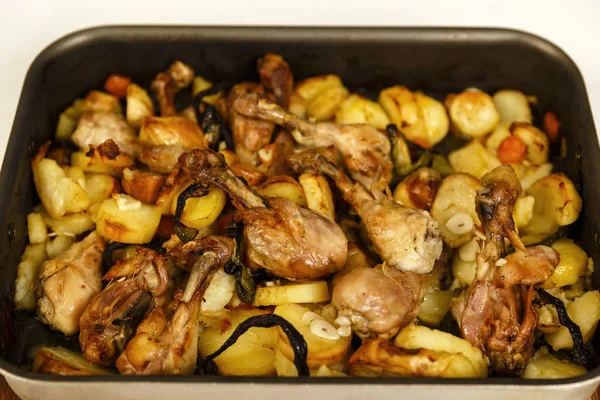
544 111 560 143
104 74 132 98
497 135 527 164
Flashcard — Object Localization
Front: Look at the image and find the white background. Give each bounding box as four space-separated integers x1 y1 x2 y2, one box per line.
1 0 600 164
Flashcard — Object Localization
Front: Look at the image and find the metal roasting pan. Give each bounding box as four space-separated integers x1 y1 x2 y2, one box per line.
1 26 599 400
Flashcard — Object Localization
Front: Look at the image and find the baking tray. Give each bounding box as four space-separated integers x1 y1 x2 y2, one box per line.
1 26 599 400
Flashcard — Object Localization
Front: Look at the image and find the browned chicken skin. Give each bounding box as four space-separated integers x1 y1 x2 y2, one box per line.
227 83 276 166
450 165 559 376
71 112 138 156
151 61 195 117
233 93 393 188
79 248 170 366
116 236 234 375
178 147 348 281
258 53 294 109
288 149 442 274
332 265 422 339
37 231 106 336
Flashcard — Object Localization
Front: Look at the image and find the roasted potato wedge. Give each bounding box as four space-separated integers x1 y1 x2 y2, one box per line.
298 173 336 219
121 168 166 204
41 210 95 236
27 212 47 244
198 309 279 376
335 94 390 129
275 303 351 370
169 184 227 230
543 239 588 289
418 290 454 328
545 290 600 350
523 347 586 379
445 89 499 138
492 89 532 124
430 173 481 247
448 140 501 179
33 146 89 219
84 90 121 114
85 173 121 205
254 281 330 306
393 167 441 210
96 194 161 244
511 123 550 165
200 268 235 314
71 144 136 177
296 75 349 121
46 235 76 260
379 86 449 147
14 243 48 310
258 176 307 207
32 346 113 376
514 195 535 229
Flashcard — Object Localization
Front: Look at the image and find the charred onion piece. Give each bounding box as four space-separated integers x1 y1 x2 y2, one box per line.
103 240 166 271
537 288 598 370
223 221 256 304
192 83 234 150
174 183 209 243
204 314 309 376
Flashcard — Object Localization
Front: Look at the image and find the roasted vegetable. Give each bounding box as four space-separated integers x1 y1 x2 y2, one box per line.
523 346 587 379
543 239 589 289
95 194 162 244
298 173 336 219
445 89 499 138
27 212 47 244
126 83 154 129
14 243 48 310
254 281 330 306
393 167 441 210
379 86 449 148
430 173 481 247
295 75 349 121
86 173 121 205
258 175 307 207
448 141 501 179
335 94 390 129
492 89 532 124
32 346 113 376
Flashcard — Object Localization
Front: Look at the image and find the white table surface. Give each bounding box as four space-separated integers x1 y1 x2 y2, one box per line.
1 0 599 164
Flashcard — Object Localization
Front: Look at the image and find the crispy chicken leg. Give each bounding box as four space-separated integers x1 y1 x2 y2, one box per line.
288 149 442 274
116 236 234 375
233 93 393 188
450 165 559 376
151 61 195 117
258 53 294 109
79 248 171 366
36 231 106 336
179 147 348 281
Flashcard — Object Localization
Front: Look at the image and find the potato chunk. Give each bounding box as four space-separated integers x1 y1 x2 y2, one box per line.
126 84 154 129
523 347 586 379
295 75 349 121
492 89 532 124
257 176 307 207
121 168 165 204
198 309 279 376
379 86 449 147
14 243 48 311
85 173 121 205
32 346 113 376
418 290 454 328
545 291 600 350
170 184 226 230
430 173 481 248
33 146 89 219
298 173 336 219
254 281 330 306
448 141 501 179
543 239 588 289
96 194 161 243
335 94 390 129
27 213 47 244
445 89 499 138
274 303 351 370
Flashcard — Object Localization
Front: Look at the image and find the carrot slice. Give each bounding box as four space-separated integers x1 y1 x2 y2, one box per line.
104 74 132 98
544 111 560 143
497 135 527 164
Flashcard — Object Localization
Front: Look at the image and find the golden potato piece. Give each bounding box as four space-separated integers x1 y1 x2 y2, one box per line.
335 94 390 129
96 194 161 244
198 309 279 376
32 346 113 376
85 173 121 205
418 290 454 328
14 243 48 311
27 212 47 244
258 176 307 207
430 173 481 247
511 123 550 165
295 75 344 102
71 142 136 177
523 347 586 379
41 210 95 236
445 89 499 138
543 239 588 289
298 173 336 220
170 184 226 230
307 85 349 122
545 290 600 350
274 303 351 370
33 145 89 219
393 167 441 210
379 86 448 147
254 281 330 306
492 89 532 124
448 140 501 179
349 338 484 378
